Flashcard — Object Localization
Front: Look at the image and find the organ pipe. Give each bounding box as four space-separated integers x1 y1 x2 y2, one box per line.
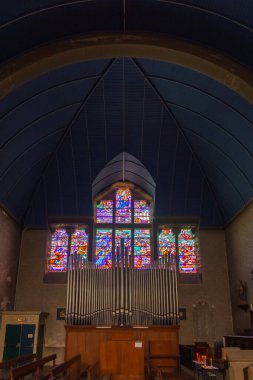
66 251 179 326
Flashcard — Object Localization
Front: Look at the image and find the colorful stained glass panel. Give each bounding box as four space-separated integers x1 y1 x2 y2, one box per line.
134 200 151 224
134 229 151 268
95 229 113 268
158 229 176 258
70 228 88 258
178 228 197 273
115 229 131 259
115 187 131 223
96 200 113 223
48 227 69 272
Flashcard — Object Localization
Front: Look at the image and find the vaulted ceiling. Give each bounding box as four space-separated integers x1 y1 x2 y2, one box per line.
1 0 253 228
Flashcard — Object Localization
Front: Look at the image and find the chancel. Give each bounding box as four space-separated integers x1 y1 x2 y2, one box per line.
1 2 253 380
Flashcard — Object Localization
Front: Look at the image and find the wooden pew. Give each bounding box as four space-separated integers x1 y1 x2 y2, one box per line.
0 354 37 371
11 354 57 380
46 354 88 380
0 353 37 380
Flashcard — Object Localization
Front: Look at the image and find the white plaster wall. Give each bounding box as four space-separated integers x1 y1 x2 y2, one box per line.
15 228 233 355
225 201 253 334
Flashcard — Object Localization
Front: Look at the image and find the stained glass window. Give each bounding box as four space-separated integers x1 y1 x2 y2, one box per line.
158 229 176 258
48 226 69 272
115 187 131 223
134 200 150 224
115 229 132 260
134 229 151 268
95 229 113 268
94 185 153 268
48 224 88 272
96 200 113 223
178 228 197 273
70 228 88 258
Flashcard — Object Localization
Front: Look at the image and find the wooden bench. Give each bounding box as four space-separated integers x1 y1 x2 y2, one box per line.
46 354 88 380
11 354 57 380
0 354 37 371
0 354 37 380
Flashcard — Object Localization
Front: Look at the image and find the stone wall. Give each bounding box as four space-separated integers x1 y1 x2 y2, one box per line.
15 227 233 357
15 229 66 361
178 229 233 344
0 209 21 312
225 201 253 334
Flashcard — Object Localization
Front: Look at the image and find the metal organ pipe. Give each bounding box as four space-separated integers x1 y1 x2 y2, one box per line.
66 249 179 327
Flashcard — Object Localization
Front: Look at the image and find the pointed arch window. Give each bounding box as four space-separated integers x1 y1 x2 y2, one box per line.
95 183 152 268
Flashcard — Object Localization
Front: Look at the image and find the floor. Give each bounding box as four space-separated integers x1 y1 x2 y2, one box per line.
167 373 195 380
158 369 195 380
167 367 223 380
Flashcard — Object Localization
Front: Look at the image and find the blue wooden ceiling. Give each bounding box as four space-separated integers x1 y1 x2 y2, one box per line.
0 1 253 228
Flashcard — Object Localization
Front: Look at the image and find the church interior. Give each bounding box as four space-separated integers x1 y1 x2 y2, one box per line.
0 1 253 379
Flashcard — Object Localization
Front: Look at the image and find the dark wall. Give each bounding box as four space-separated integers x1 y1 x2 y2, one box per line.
0 210 21 311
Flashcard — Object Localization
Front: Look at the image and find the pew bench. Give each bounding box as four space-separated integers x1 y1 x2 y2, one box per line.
0 353 37 380
0 354 37 371
11 354 57 380
45 354 88 380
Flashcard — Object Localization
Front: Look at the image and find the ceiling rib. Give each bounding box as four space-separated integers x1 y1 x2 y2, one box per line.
132 57 225 223
3 155 50 202
0 0 96 30
148 75 253 126
155 0 253 32
167 101 253 189
0 75 99 122
185 129 250 203
0 102 81 150
21 58 116 224
0 128 65 181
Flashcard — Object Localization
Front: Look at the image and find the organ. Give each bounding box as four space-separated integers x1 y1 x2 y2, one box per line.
66 249 179 327
65 247 180 379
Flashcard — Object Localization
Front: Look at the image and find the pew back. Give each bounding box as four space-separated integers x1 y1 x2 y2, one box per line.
0 354 37 370
11 354 57 380
49 354 88 380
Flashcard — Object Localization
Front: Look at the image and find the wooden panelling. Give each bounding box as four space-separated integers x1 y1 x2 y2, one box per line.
100 340 144 380
65 325 179 368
